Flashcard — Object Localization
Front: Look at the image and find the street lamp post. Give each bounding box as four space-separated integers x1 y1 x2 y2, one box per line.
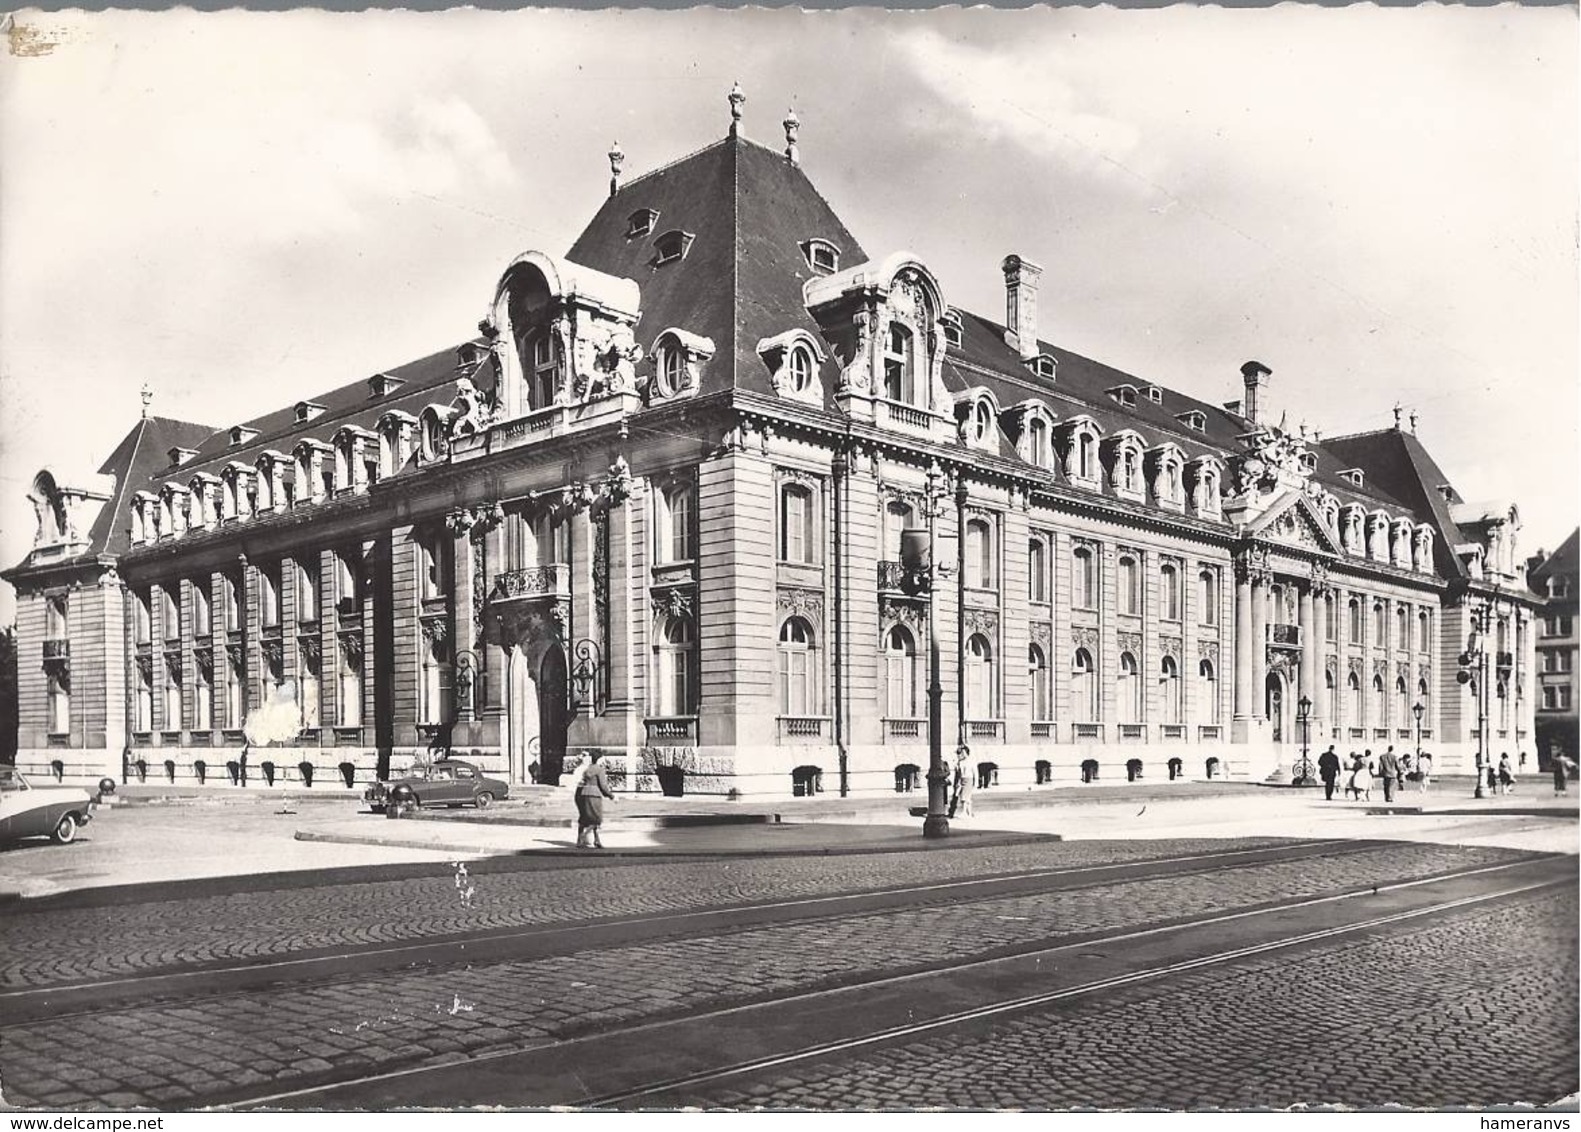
1458 602 1493 800
1412 700 1424 767
901 461 952 839
1296 694 1312 784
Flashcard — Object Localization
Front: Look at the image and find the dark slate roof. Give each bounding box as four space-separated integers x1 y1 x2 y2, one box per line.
568 133 867 400
1320 429 1469 578
139 345 466 496
98 416 220 557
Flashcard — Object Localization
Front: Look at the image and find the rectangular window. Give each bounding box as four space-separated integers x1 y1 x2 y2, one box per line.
420 535 449 600
780 485 816 564
134 591 152 644
260 565 280 628
297 558 321 623
223 575 241 632
1200 569 1219 627
193 582 212 638
335 550 360 614
1160 563 1181 622
47 670 70 734
1029 539 1048 604
660 484 696 564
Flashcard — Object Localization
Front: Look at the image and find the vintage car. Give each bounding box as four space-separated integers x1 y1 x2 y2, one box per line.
0 766 113 845
364 758 508 819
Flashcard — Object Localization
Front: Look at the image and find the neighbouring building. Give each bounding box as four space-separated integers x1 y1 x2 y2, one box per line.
1528 529 1578 770
1 90 1542 798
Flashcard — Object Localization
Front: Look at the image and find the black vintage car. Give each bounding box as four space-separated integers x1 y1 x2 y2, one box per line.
364 759 508 819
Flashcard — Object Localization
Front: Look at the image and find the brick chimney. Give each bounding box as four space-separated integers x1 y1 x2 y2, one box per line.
1241 360 1271 426
1001 255 1043 360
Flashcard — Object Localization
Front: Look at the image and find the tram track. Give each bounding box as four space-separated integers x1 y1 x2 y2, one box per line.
213 852 1573 1110
0 836 1370 1021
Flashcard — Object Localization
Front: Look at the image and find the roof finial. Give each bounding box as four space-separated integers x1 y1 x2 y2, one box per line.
140 382 152 419
728 80 745 137
783 106 800 166
1409 409 1419 434
608 140 624 198
1392 402 1403 430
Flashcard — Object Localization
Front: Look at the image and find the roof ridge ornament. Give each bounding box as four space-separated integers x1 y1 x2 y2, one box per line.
140 382 152 419
783 106 800 166
608 141 624 198
728 80 745 137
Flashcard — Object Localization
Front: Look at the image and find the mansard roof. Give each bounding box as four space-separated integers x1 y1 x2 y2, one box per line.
1321 428 1470 578
567 132 866 400
1528 527 1579 590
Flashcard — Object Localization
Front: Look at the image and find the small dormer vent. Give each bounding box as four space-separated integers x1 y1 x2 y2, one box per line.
1176 410 1206 432
168 447 198 468
229 426 259 447
296 401 326 423
627 208 659 239
1146 386 1163 404
1108 384 1138 408
1339 468 1366 488
368 373 404 398
941 310 963 349
653 229 695 265
800 239 840 276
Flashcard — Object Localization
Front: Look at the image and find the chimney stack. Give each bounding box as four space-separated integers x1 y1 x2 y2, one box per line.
1240 360 1271 426
1001 255 1044 360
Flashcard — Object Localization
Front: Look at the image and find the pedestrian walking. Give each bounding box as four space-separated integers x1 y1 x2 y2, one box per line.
1519 749 1528 771
1318 745 1342 801
574 750 618 849
1552 754 1573 797
949 746 974 818
1347 751 1373 802
1497 752 1515 795
1417 750 1433 793
1376 746 1403 803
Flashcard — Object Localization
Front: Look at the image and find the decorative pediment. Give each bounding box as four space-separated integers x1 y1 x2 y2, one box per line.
1245 492 1342 555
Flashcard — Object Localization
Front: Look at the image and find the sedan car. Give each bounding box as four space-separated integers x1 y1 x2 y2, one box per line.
364 759 508 819
0 766 112 845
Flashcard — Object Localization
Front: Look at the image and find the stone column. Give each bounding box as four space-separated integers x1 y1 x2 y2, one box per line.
1298 586 1316 707
1313 586 1330 736
1234 568 1253 719
1250 573 1268 721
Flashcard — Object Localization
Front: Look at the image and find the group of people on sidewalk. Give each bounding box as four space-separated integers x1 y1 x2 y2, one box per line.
1316 744 1430 803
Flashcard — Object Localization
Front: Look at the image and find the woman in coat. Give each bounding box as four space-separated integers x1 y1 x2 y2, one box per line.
575 751 618 849
1347 752 1373 802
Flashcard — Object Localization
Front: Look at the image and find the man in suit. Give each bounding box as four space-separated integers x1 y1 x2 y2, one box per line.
1317 745 1342 801
1376 746 1404 803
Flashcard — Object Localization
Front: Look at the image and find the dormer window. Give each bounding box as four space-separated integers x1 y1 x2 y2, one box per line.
882 322 915 404
527 331 559 411
653 229 695 266
229 425 259 447
800 239 840 276
168 447 198 469
1031 354 1057 381
1339 468 1366 488
627 208 659 238
367 373 404 398
658 342 684 397
971 400 994 445
296 401 326 424
1108 384 1138 408
1299 452 1318 474
1146 386 1163 404
1176 410 1206 432
941 310 963 349
651 328 716 402
1027 416 1051 469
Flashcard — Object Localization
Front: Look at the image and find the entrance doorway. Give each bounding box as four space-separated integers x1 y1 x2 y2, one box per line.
536 645 569 785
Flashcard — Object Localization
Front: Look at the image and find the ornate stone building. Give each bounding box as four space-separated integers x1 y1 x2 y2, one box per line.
1528 529 1578 769
3 93 1541 797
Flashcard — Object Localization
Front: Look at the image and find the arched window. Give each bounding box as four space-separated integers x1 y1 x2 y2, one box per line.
1160 655 1181 725
194 661 213 732
256 467 274 512
1417 679 1430 721
1199 569 1218 626
378 432 396 480
656 616 696 716
528 331 558 410
421 414 444 463
335 550 360 614
1346 671 1362 731
1122 449 1140 492
965 518 995 590
1396 606 1409 651
1497 678 1510 730
163 655 182 731
971 400 994 444
1028 417 1050 468
1372 602 1387 648
1198 659 1218 724
223 575 241 632
1029 643 1050 721
1028 539 1048 603
192 582 212 639
47 668 70 735
1395 677 1410 728
134 661 152 733
780 483 815 564
884 500 914 560
965 634 995 718
1371 674 1387 728
660 483 696 564
1118 652 1141 723
883 322 914 403
338 640 361 728
419 533 448 600
778 617 819 717
420 636 449 725
134 591 152 645
1348 598 1362 645
1325 594 1337 641
318 459 335 503
1118 555 1140 616
884 625 918 719
788 346 814 395
297 557 320 623
333 446 351 495
1073 648 1097 721
1073 546 1097 609
1160 563 1181 622
1418 609 1430 653
1077 433 1096 481
299 647 321 730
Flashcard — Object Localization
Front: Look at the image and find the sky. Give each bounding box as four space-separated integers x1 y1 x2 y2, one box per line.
1 6 1576 624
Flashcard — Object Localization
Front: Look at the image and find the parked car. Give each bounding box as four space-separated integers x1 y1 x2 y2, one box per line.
0 766 113 845
364 759 508 819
